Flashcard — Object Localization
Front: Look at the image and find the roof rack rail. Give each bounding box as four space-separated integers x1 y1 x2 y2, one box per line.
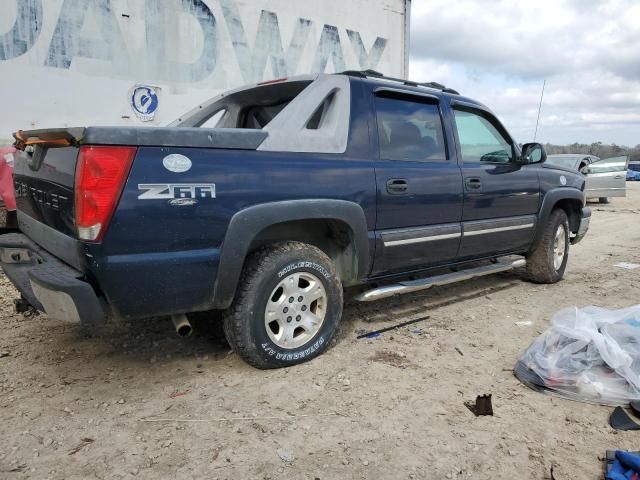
340 69 460 95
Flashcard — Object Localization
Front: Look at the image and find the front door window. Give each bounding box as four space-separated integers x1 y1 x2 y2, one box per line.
453 109 514 164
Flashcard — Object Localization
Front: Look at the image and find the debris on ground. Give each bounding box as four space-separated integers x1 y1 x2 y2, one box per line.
169 389 191 399
7 464 27 473
276 448 295 463
609 407 640 431
68 438 95 455
356 315 430 339
614 262 640 270
515 305 640 405
465 394 493 416
514 321 533 327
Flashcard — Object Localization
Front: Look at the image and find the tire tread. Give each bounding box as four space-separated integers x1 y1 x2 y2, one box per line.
526 209 569 284
223 241 340 369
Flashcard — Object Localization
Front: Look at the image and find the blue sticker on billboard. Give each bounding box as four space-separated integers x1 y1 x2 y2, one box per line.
131 85 159 121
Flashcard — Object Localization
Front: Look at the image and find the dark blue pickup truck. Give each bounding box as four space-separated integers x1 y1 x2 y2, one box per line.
0 70 590 368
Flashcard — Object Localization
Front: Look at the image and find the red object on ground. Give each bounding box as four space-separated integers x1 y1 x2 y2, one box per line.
0 146 16 211
169 389 191 399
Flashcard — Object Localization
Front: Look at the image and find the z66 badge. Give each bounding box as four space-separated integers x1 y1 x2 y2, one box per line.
138 183 216 200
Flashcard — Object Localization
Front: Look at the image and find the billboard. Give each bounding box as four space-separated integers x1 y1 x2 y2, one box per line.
0 0 410 138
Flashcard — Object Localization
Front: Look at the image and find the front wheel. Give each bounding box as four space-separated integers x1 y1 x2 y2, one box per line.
599 197 610 204
526 209 570 283
223 242 343 369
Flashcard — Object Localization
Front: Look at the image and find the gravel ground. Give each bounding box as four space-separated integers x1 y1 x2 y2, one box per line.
1 184 640 479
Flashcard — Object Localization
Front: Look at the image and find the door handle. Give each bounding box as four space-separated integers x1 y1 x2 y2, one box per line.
614 175 624 179
386 178 408 194
464 177 482 190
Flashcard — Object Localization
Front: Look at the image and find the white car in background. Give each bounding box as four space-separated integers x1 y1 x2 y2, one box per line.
546 154 629 204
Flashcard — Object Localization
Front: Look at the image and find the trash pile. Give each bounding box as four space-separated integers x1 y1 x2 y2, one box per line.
515 305 640 406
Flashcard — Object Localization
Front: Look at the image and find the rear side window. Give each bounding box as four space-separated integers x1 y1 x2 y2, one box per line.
375 95 447 162
306 91 337 130
453 109 514 163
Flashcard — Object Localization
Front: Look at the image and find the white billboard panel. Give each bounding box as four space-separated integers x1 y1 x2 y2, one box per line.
0 0 409 138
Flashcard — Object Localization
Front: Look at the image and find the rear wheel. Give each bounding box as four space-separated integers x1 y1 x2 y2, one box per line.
526 209 570 283
223 242 343 369
599 197 610 204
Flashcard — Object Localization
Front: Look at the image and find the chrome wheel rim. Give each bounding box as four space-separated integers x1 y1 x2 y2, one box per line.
553 224 567 270
264 272 327 349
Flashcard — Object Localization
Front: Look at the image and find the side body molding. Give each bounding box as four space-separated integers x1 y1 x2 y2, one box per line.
211 199 370 308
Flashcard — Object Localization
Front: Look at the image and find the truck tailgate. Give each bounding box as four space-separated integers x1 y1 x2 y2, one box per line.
9 129 87 270
13 145 78 237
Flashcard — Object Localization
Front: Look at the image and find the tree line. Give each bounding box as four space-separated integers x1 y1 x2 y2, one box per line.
544 142 640 162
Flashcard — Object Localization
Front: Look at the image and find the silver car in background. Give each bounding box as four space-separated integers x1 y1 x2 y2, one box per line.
546 154 629 204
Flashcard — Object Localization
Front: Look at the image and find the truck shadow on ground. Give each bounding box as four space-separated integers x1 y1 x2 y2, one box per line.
47 269 525 368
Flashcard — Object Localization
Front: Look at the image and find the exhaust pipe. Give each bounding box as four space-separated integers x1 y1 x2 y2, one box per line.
171 314 193 337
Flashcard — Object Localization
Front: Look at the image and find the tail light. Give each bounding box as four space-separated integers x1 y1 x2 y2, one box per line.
75 145 136 241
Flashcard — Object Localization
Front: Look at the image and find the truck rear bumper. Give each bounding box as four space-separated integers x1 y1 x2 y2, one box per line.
570 206 591 245
0 233 105 323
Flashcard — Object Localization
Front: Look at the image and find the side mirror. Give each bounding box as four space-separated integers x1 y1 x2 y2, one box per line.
520 143 546 164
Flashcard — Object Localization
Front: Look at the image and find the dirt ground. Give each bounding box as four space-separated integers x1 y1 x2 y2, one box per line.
1 184 640 480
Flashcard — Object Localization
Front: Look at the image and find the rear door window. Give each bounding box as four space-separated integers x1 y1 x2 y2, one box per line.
375 95 448 162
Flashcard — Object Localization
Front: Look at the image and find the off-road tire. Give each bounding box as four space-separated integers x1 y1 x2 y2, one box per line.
526 209 570 284
599 197 610 204
223 241 343 369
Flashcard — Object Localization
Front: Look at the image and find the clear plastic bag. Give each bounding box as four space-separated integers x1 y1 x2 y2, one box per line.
515 305 640 406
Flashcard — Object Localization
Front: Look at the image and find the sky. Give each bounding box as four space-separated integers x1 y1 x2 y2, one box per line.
408 0 640 146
